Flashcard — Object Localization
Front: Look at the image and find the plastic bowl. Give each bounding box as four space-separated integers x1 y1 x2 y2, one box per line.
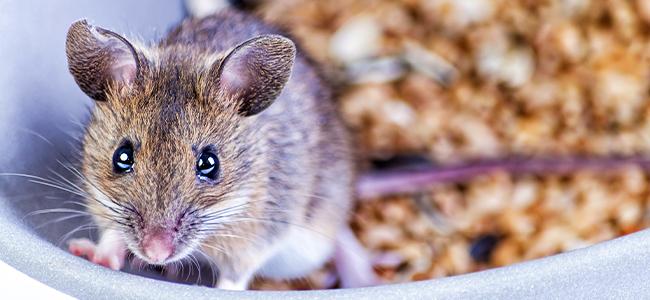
2 1 650 298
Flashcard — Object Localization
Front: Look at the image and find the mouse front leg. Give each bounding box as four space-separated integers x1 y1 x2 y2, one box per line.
68 229 127 270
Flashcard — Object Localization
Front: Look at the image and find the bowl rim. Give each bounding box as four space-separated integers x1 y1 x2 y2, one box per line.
2 198 650 299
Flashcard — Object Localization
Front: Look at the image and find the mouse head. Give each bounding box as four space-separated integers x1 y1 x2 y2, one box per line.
66 20 296 265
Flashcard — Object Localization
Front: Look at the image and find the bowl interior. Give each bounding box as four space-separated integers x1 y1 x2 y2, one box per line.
3 1 650 299
0 0 216 292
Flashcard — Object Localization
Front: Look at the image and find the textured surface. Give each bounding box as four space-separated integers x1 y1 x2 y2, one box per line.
2 0 650 299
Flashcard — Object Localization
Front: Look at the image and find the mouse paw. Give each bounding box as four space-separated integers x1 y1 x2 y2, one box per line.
68 235 126 271
93 250 125 271
68 238 97 258
69 238 125 270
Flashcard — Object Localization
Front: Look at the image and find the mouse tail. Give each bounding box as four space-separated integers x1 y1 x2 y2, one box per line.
356 155 650 199
185 0 258 18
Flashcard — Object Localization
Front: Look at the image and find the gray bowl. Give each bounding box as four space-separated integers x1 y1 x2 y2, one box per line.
2 1 650 299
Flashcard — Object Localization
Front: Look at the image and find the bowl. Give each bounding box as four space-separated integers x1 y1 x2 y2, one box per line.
2 1 650 298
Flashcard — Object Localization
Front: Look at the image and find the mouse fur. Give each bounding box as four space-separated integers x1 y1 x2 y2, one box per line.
65 9 363 289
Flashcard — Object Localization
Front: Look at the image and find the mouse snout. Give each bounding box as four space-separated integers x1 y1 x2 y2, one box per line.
142 229 175 264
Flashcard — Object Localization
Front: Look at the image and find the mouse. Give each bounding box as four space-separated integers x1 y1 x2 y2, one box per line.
64 8 376 290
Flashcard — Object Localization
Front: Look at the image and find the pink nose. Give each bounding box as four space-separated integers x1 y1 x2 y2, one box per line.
142 232 174 264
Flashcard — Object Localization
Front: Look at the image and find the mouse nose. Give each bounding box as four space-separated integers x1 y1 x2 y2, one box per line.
142 231 174 264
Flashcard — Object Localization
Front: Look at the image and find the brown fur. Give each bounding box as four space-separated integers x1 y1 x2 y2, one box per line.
67 9 353 285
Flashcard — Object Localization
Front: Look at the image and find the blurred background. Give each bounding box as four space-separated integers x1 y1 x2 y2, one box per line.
247 0 650 289
3 0 650 291
257 0 650 161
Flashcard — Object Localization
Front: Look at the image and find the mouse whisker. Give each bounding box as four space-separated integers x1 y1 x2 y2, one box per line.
33 213 91 230
86 194 135 222
197 208 251 223
24 207 88 217
195 196 279 219
197 241 230 257
176 261 191 284
204 217 334 241
48 167 87 195
56 161 138 218
0 173 88 198
191 247 219 286
0 190 69 201
29 179 87 198
189 185 269 210
61 200 96 210
172 260 187 283
16 127 83 164
187 252 202 285
196 206 245 220
201 231 259 244
196 213 254 229
194 203 256 222
56 223 99 247
174 258 188 283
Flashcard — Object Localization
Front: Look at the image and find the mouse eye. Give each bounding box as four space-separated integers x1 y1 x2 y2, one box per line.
196 150 219 181
112 143 134 173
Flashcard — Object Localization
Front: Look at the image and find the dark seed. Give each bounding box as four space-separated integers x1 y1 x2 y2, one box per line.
469 234 500 263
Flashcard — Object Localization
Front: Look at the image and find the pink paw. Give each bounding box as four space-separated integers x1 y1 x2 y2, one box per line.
68 238 125 270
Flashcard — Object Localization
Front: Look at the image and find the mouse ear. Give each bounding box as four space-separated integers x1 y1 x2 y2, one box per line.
214 35 296 116
66 19 140 101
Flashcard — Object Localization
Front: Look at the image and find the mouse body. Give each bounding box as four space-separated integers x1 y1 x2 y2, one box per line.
65 9 374 289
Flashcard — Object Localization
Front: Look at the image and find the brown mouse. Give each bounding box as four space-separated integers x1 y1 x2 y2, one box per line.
64 8 376 290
